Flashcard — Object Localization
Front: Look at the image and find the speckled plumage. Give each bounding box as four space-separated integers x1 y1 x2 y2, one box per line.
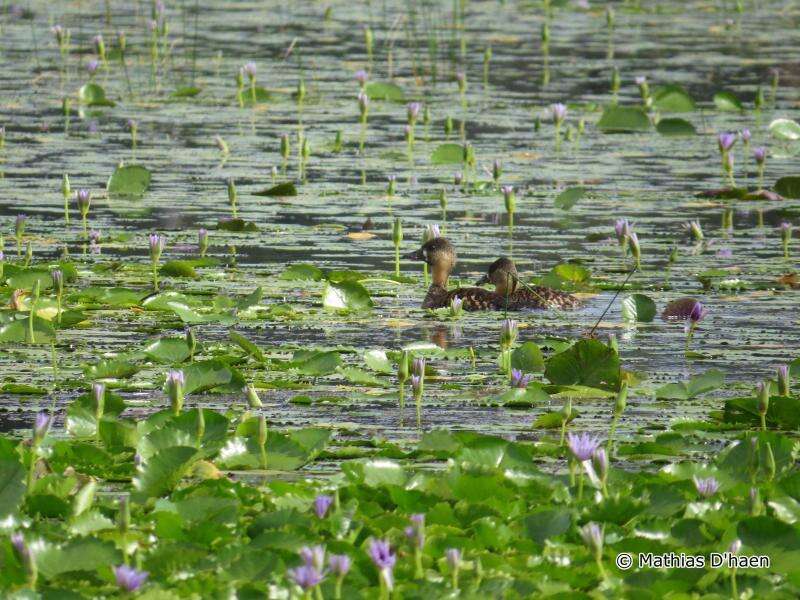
422 285 500 311
479 257 580 311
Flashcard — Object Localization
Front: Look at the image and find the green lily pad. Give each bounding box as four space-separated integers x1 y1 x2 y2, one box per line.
769 118 800 141
713 90 743 111
656 118 696 137
252 182 297 197
322 281 373 311
79 83 115 107
364 81 405 102
597 106 651 132
653 84 695 112
553 186 586 210
621 293 657 322
431 143 466 164
107 164 151 197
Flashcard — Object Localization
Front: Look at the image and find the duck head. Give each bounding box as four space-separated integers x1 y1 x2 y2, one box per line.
403 237 457 286
476 257 519 296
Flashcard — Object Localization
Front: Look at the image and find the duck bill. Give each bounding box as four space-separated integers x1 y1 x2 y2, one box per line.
474 274 489 286
402 248 425 261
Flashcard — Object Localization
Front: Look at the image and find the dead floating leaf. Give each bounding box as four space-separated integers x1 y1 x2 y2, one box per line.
347 231 376 241
778 273 799 288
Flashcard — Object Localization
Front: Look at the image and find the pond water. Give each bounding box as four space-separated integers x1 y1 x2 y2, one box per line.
0 0 798 447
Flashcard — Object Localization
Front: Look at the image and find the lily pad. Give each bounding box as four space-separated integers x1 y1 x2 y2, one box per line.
769 118 800 141
597 106 651 132
79 83 115 107
252 182 298 197
107 164 151 197
621 294 657 322
431 143 466 165
713 91 743 112
553 186 586 210
656 118 696 137
774 177 800 199
322 281 373 311
653 84 695 112
545 339 620 391
364 81 405 102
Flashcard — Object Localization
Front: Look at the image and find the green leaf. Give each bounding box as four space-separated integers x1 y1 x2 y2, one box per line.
430 143 466 165
160 260 198 278
363 349 393 374
6 268 54 290
545 339 620 391
364 81 405 102
79 83 115 107
0 317 55 344
230 331 266 362
769 118 800 141
36 538 121 579
737 516 800 571
133 446 198 501
182 359 245 394
107 164 151 197
656 118 696 137
652 84 696 112
171 86 202 98
713 91 743 112
553 186 586 210
523 509 572 543
655 369 725 400
0 458 25 517
596 106 651 132
491 385 550 407
217 218 258 232
539 262 592 291
510 342 545 373
322 281 373 311
774 176 800 199
280 263 325 281
252 182 297 196
144 337 191 364
83 359 140 380
293 351 343 376
620 293 657 322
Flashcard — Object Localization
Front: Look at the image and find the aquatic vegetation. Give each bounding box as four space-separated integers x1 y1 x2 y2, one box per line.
0 0 799 597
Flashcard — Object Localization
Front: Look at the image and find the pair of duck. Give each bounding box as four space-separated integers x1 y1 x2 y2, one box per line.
404 237 580 311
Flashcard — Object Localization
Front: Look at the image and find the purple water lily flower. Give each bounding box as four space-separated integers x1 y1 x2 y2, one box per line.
450 296 463 314
454 171 463 186
566 431 602 462
614 218 631 244
445 548 462 569
368 539 396 591
740 128 751 143
87 59 100 75
550 102 567 124
405 513 425 549
753 146 767 164
580 522 604 553
242 62 257 79
511 368 532 389
718 132 736 153
689 301 707 323
300 545 326 570
34 412 51 440
407 102 421 122
693 475 720 498
355 70 368 87
410 374 422 396
289 564 324 590
329 553 351 577
634 75 647 86
412 357 425 376
148 233 165 260
113 565 149 592
313 494 333 518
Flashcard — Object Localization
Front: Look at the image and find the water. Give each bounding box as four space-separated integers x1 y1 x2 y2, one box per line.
0 0 798 446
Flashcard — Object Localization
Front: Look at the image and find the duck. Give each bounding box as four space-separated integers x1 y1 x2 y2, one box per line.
403 237 499 310
475 257 580 310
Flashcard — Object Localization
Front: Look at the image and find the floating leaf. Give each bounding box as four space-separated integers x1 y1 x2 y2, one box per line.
240 86 271 106
83 359 140 380
79 83 115 107
182 359 245 394
35 538 121 579
655 369 724 400
596 106 651 132
171 86 202 98
292 351 343 376
160 260 198 278
149 358 189 394
322 281 373 311
553 186 586 210
620 294 657 322
133 446 198 500
0 317 55 344
280 263 325 281
769 118 800 141
775 176 800 199
510 342 545 373
652 84 695 112
431 143 466 164
364 81 405 102
656 118 696 137
545 339 620 391
107 164 151 197
217 218 258 232
713 91 743 112
252 182 297 197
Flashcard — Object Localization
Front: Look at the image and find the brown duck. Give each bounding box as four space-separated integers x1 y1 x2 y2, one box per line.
404 238 499 310
475 257 580 310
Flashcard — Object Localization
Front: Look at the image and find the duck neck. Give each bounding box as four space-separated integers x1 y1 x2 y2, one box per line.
431 263 450 288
